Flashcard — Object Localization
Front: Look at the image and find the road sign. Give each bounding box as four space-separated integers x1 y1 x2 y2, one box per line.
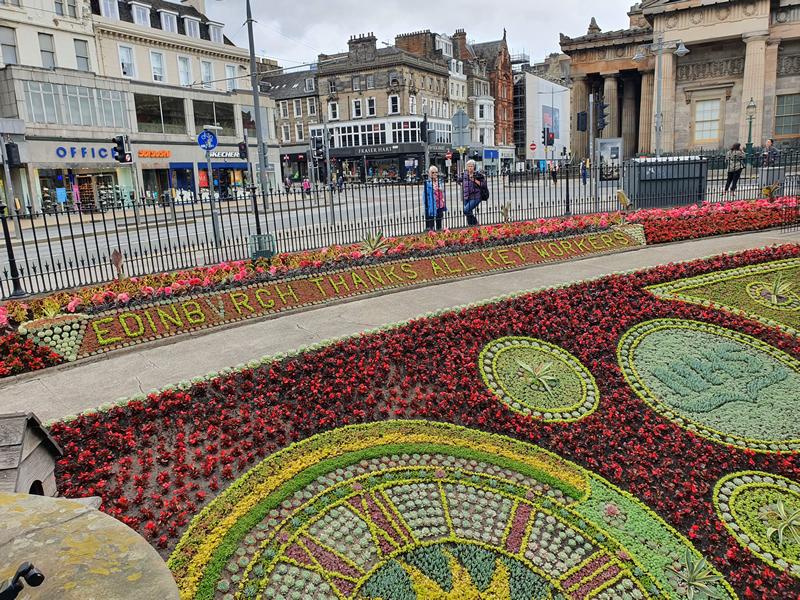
484 149 499 160
451 110 469 131
197 130 218 150
530 142 537 152
445 151 453 160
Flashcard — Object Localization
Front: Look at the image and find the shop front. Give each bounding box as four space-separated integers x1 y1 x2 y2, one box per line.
330 142 450 184
279 147 309 183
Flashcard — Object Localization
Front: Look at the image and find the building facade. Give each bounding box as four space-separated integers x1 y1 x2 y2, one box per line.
0 0 279 212
561 0 800 159
513 67 571 166
315 33 452 183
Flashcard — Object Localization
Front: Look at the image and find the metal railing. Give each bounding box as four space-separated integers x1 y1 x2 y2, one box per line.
1 150 798 298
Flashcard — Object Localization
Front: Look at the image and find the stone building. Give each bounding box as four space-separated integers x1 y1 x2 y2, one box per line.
561 0 800 159
473 31 515 157
315 33 452 182
513 65 571 165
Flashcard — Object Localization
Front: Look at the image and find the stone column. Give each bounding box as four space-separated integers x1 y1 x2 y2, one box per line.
621 77 638 158
740 32 769 145
652 50 677 154
601 74 619 139
638 71 654 154
762 38 780 141
571 75 590 159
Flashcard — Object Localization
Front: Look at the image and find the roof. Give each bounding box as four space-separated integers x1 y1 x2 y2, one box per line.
90 0 235 45
640 0 732 14
0 413 62 486
318 45 448 76
560 26 653 51
261 70 317 100
473 40 504 59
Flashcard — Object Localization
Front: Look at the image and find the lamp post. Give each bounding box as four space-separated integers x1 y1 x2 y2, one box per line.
633 34 689 157
745 97 757 163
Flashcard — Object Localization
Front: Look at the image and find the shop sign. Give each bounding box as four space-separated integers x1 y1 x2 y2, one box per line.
355 145 401 156
55 146 116 160
138 150 172 159
209 151 241 159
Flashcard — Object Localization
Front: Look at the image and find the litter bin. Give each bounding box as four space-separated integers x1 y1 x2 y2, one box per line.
623 156 709 209
249 233 276 261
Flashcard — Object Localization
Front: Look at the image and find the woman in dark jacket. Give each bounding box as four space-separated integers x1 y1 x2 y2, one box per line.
460 159 484 226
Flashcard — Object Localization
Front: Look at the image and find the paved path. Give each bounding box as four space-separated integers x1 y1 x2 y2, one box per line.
1 229 797 423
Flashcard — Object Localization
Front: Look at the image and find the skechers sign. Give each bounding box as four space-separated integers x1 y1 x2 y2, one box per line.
55 146 118 160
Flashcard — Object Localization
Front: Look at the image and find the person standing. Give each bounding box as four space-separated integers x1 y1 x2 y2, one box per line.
423 166 446 231
763 138 779 167
580 159 588 186
724 143 745 199
284 175 292 195
301 177 311 197
550 160 559 185
460 159 485 226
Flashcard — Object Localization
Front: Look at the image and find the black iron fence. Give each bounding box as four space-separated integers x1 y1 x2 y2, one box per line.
2 151 799 298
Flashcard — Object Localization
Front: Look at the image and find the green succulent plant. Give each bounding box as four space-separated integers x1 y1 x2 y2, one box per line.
762 499 800 548
361 230 391 255
667 549 725 599
515 358 560 398
766 273 795 305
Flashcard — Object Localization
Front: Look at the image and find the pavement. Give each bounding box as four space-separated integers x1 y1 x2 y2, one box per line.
1 228 797 423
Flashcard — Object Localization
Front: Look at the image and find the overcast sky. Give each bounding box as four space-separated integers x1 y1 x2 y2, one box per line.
203 0 635 70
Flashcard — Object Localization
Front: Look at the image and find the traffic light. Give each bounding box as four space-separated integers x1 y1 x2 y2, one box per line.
112 135 132 164
547 131 555 146
238 141 248 160
420 115 429 143
577 111 588 132
597 103 610 132
312 137 324 160
541 127 548 145
4 142 20 167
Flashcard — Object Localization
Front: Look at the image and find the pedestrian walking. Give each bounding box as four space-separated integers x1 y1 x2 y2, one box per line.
301 177 311 197
724 143 746 199
284 176 292 195
762 138 779 167
423 166 446 231
580 159 588 186
337 174 344 193
551 160 559 185
460 159 486 227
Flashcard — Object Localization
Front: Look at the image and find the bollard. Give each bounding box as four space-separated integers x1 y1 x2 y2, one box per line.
0 201 27 298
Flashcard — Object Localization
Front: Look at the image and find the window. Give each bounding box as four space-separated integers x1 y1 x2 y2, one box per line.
64 85 94 126
389 95 399 114
295 122 304 141
209 24 224 44
135 94 186 134
200 60 213 89
478 104 485 119
421 97 427 115
25 82 60 123
352 99 362 118
184 17 200 38
328 79 337 94
96 89 127 128
160 10 177 33
307 97 316 116
100 0 119 18
74 39 90 71
192 100 235 135
0 27 17 65
328 101 339 120
293 99 302 118
241 105 266 137
39 34 56 69
366 75 375 89
443 101 449 118
279 101 288 119
304 77 315 92
119 45 135 77
55 0 78 18
776 94 800 136
693 98 721 144
131 2 150 26
150 51 165 82
0 0 20 5
409 96 416 115
367 97 376 116
225 65 237 91
352 76 361 91
281 124 290 142
178 56 191 86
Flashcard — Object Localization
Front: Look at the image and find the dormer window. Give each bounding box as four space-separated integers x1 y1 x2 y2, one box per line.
130 1 150 27
184 16 200 38
100 0 119 18
208 23 224 44
159 9 177 33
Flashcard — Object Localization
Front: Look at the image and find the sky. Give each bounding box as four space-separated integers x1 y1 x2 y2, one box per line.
203 0 635 71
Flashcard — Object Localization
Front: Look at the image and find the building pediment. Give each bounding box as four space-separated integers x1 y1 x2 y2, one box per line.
641 0 734 16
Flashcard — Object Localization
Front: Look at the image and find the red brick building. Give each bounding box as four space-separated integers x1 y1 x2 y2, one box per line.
474 31 514 147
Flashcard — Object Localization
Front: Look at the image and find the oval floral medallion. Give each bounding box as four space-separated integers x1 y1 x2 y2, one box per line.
715 472 800 578
479 337 599 422
618 319 800 452
170 421 736 600
746 280 800 312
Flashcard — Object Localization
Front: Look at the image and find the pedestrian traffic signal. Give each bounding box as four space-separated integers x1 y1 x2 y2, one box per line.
577 111 588 132
421 115 429 143
112 135 132 164
238 141 248 160
541 127 548 145
547 131 555 146
4 142 20 167
597 103 610 131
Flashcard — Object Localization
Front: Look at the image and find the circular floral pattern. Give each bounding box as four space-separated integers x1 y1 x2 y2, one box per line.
746 281 800 312
170 421 735 600
479 337 599 421
715 472 800 579
618 319 800 452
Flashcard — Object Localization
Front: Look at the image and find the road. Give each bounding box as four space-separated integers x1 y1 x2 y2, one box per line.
0 169 785 296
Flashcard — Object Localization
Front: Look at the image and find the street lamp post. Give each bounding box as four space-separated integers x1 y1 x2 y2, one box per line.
633 34 689 157
745 97 757 164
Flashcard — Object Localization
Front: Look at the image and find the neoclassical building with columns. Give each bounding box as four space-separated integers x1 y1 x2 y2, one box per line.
561 0 800 159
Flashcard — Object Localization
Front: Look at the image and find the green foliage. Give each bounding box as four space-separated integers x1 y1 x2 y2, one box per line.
41 297 62 319
763 500 800 549
361 230 391 255
668 549 726 600
766 273 796 306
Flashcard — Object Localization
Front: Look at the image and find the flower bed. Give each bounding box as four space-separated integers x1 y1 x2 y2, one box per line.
48 243 800 599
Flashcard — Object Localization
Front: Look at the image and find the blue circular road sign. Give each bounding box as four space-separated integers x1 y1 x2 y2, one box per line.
198 130 218 150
